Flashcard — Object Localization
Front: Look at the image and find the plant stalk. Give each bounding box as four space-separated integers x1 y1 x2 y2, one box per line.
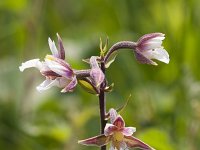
99 61 107 150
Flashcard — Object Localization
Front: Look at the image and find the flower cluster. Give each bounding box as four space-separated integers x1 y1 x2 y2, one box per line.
78 108 154 150
19 32 170 150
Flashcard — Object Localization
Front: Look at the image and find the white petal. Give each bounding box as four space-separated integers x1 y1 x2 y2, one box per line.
110 145 115 150
36 79 59 92
45 58 68 77
142 48 170 64
151 36 165 41
142 41 162 51
19 59 43 72
104 123 117 136
57 77 70 88
120 142 128 150
48 38 59 57
122 127 136 136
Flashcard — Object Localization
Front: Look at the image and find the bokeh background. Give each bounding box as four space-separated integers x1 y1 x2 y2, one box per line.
0 0 200 149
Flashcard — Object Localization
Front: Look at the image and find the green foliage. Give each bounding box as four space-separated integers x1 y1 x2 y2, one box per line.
0 0 200 149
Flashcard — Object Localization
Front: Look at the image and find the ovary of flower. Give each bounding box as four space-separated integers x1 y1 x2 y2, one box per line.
134 33 169 65
89 56 105 87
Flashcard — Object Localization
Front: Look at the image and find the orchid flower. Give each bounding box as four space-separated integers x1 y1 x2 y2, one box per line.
78 108 155 150
19 34 77 93
134 33 169 65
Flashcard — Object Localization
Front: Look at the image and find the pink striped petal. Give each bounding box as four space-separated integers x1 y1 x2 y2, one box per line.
61 76 77 93
78 135 111 147
122 127 136 136
124 136 155 150
113 115 125 128
104 123 118 136
45 55 73 79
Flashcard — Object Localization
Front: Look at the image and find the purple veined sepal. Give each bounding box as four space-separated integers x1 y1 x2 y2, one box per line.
124 136 155 150
48 33 65 60
89 56 105 87
78 135 112 147
56 33 65 60
134 32 170 65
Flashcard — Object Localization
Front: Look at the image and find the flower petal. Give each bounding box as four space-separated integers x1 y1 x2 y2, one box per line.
122 127 136 136
137 33 165 45
142 48 170 64
57 33 65 60
109 108 118 124
36 78 59 92
104 123 118 136
78 135 111 147
48 38 59 58
19 59 43 72
61 76 77 93
124 136 155 150
119 141 128 150
134 50 157 65
113 115 125 128
140 41 162 51
45 55 73 79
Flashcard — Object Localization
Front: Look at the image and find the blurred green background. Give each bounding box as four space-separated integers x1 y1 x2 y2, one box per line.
0 0 200 149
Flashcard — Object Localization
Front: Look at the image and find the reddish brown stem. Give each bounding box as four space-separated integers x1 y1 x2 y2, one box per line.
98 61 107 150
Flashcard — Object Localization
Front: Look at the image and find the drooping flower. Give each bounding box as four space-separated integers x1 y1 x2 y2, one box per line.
19 34 77 93
134 33 169 65
78 108 155 150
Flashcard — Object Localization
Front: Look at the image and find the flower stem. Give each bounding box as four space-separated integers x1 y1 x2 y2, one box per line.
98 61 107 150
104 41 137 63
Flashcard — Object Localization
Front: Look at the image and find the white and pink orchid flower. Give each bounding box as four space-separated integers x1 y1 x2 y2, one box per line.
78 108 155 150
19 34 77 93
134 33 169 65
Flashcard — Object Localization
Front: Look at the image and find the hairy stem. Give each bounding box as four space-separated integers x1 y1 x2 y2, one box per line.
74 69 91 79
104 41 137 63
99 61 107 150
